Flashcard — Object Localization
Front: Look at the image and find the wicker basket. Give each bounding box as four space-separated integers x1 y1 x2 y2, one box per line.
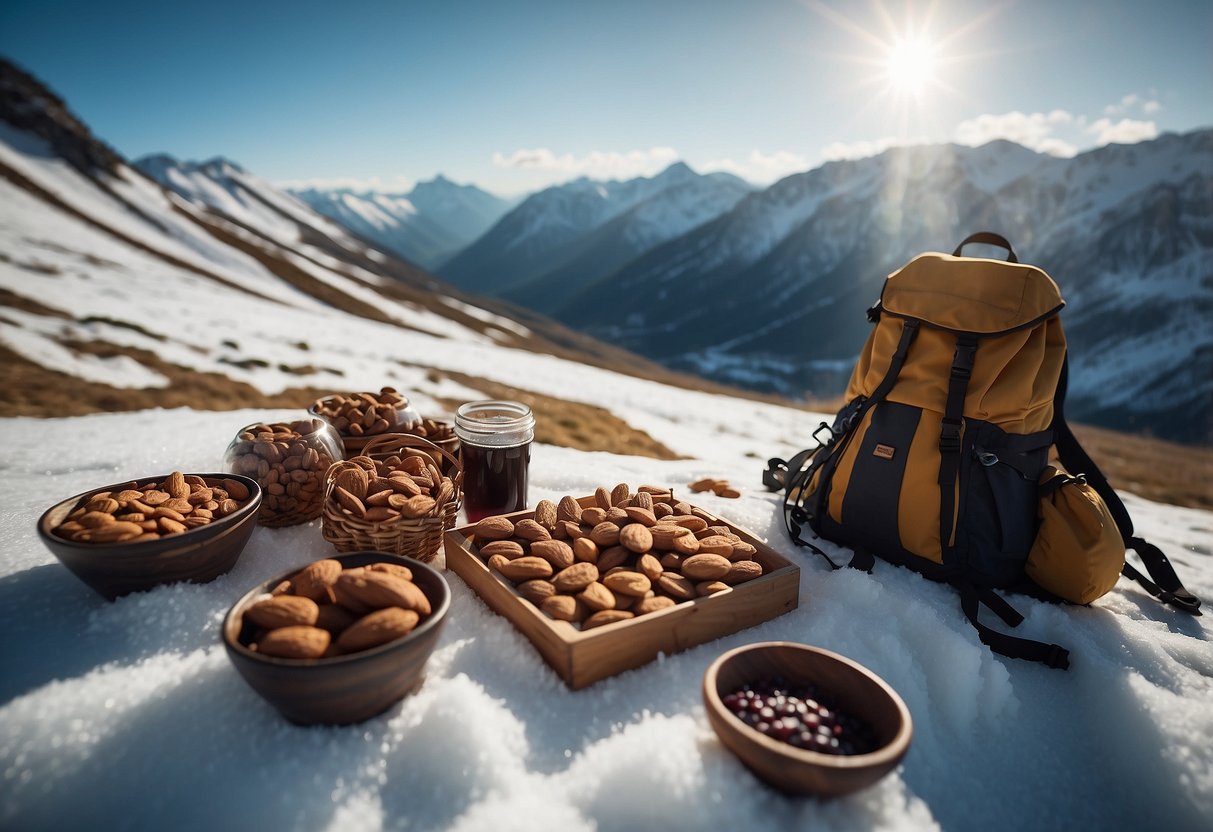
320 434 463 563
341 418 461 470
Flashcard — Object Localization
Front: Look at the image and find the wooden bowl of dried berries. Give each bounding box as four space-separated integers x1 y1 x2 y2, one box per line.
702 641 912 797
37 472 262 600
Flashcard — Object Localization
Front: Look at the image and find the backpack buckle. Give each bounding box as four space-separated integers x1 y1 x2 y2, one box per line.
812 421 836 447
940 419 963 453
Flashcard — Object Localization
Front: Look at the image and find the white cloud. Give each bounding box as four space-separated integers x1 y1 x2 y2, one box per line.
819 136 921 162
1087 117 1158 145
699 149 811 184
954 110 1078 156
491 146 679 180
1142 99 1162 114
274 175 415 194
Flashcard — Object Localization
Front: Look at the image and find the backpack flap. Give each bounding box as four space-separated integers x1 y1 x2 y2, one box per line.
1026 465 1125 604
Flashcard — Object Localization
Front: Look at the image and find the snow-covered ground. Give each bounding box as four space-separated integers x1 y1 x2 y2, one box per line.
1 406 1210 832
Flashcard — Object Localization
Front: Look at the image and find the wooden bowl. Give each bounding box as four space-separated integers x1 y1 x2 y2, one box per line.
702 641 912 797
222 552 450 725
36 473 262 601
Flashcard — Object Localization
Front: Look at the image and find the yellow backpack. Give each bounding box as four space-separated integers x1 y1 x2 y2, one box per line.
765 233 1202 668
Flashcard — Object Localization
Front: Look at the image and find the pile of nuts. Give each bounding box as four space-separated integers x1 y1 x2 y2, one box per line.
52 472 252 544
225 420 337 527
240 558 431 659
689 478 741 499
470 483 764 630
311 387 416 439
325 449 456 526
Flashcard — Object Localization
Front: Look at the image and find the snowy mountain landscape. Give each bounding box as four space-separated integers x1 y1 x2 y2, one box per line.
437 162 753 305
289 177 511 271
2 58 1212 832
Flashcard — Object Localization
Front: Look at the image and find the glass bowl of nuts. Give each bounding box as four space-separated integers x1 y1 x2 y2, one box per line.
702 641 912 797
36 472 262 600
223 419 343 527
221 551 451 725
308 387 423 457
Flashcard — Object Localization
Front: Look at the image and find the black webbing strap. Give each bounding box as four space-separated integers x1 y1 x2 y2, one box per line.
1051 358 1202 615
773 318 922 571
960 584 1071 669
938 334 979 560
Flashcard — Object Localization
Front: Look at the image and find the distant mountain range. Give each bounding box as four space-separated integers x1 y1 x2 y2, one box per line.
438 162 753 310
435 133 1213 443
288 177 511 270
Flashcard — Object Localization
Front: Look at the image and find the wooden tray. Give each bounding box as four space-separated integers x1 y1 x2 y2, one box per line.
444 496 800 689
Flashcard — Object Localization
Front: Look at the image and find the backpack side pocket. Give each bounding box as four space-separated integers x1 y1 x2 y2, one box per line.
1026 465 1125 604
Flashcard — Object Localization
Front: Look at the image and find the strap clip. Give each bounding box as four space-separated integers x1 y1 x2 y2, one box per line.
940 418 963 453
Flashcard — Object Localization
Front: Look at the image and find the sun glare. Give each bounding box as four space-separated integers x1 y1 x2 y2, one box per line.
886 37 937 94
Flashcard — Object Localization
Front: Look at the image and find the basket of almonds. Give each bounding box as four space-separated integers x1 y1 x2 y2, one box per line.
309 387 422 457
321 434 463 563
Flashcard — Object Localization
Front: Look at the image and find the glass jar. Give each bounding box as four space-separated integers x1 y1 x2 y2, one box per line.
454 401 535 523
308 387 423 457
223 419 343 527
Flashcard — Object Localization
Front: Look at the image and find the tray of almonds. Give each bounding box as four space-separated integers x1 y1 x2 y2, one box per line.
444 483 800 689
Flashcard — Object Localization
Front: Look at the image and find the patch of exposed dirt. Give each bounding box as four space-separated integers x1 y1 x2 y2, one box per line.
432 369 680 460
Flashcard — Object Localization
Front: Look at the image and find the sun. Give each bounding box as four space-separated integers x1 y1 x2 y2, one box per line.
886 36 938 94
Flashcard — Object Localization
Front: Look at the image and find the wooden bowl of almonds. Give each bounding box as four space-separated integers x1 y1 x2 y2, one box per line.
36 472 262 600
222 551 450 725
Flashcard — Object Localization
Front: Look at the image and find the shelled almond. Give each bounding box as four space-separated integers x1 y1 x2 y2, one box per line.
241 558 431 659
51 473 253 544
469 484 764 629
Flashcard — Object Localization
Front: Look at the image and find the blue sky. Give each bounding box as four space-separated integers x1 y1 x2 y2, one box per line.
2 0 1209 196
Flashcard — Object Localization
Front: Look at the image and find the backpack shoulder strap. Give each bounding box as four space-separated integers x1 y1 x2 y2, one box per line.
1051 358 1202 615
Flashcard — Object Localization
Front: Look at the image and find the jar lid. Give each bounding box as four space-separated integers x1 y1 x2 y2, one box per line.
454 401 535 447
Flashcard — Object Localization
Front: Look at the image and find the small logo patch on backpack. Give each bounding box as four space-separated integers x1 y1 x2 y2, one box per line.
873 444 896 460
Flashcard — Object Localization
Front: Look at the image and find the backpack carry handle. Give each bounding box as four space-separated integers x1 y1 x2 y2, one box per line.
953 232 1018 263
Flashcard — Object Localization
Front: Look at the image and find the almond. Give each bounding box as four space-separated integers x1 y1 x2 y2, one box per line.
513 519 551 542
580 506 607 527
572 537 599 563
689 477 723 492
656 572 696 601
398 495 436 518
589 521 621 547
552 561 600 592
534 499 558 531
649 524 692 548
696 580 731 596
480 539 526 560
631 491 654 511
723 560 763 584
576 581 616 611
670 533 700 556
635 595 677 615
596 545 631 573
367 562 414 581
336 607 420 653
531 539 575 570
292 559 342 601
681 553 732 581
256 625 330 659
610 483 631 506
517 579 557 606
334 486 366 517
637 553 664 581
498 556 554 582
618 523 653 554
165 471 189 499
603 570 651 597
222 478 250 500
245 595 320 629
557 495 582 523
474 515 515 541
541 594 584 622
335 570 431 615
624 506 657 527
334 466 370 501
583 609 634 630
696 535 735 557
594 486 613 510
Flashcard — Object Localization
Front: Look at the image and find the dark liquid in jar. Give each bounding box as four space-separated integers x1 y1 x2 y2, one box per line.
462 441 531 522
